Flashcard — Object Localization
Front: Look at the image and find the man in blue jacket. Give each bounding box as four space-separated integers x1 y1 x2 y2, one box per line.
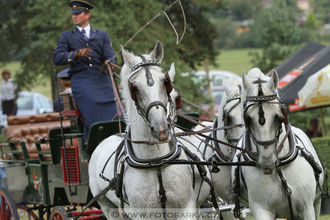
54 0 117 142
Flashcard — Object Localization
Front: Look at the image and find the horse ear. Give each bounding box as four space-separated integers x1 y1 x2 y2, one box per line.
151 40 164 63
168 63 176 81
268 69 279 91
121 45 135 69
242 71 253 93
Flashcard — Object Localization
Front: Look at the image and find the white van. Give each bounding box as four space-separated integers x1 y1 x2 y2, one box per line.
192 70 241 112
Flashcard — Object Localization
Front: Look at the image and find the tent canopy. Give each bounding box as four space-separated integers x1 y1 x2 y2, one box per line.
275 42 324 79
276 43 330 111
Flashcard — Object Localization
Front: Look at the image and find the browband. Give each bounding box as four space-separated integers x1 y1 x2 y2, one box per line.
131 59 161 72
245 94 277 102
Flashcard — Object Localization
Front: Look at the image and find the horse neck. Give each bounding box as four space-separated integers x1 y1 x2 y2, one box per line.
127 101 172 160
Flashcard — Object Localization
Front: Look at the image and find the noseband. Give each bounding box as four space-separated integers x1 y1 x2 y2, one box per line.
128 55 173 125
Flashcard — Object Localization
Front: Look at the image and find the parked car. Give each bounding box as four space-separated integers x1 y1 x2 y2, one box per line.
0 92 53 128
190 70 241 113
16 91 53 116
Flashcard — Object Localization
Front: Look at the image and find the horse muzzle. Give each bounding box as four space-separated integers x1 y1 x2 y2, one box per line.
150 125 170 142
262 167 274 175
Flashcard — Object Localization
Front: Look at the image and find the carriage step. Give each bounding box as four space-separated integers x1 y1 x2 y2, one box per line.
61 146 81 185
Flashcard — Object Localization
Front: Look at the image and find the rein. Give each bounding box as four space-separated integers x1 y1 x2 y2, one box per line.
175 123 252 155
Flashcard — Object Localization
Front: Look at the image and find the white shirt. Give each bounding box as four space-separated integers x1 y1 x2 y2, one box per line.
1 78 17 101
77 24 91 38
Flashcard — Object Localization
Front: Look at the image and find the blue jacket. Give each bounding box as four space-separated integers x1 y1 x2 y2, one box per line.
53 27 115 74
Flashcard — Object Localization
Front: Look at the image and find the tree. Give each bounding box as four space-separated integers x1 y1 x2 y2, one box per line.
249 0 299 72
310 0 330 24
0 0 221 109
225 0 262 21
305 10 319 30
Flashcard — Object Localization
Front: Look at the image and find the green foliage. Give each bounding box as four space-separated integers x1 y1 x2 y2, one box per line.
312 136 330 187
212 18 236 48
289 107 330 136
224 0 262 21
305 10 319 30
0 0 219 107
249 0 299 72
310 0 330 24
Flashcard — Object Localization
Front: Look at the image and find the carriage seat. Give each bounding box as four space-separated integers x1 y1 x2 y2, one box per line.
5 113 70 161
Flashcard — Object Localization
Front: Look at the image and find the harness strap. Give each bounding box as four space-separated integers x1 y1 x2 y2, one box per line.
73 179 117 220
181 146 223 220
233 155 244 220
157 167 167 220
116 160 125 199
138 55 155 86
276 167 294 220
300 149 324 195
276 125 291 155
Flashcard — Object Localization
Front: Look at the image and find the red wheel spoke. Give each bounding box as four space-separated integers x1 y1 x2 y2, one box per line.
1 195 6 220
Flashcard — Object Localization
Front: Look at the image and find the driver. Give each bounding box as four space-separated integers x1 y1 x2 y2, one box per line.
53 0 117 142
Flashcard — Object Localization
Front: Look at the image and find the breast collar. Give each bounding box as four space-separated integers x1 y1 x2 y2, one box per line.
241 123 299 166
124 128 182 168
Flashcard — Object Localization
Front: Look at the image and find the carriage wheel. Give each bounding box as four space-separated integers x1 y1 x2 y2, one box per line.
0 186 19 220
16 204 39 220
50 206 68 220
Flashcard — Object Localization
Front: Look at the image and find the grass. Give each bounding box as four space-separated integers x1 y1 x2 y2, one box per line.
209 48 260 74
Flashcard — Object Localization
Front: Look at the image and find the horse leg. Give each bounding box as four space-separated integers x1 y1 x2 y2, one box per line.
97 197 122 220
175 201 198 220
300 205 316 220
221 212 239 220
313 194 322 219
250 205 274 220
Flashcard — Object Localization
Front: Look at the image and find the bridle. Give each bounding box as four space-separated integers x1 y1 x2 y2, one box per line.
243 78 289 153
128 55 181 126
222 87 243 144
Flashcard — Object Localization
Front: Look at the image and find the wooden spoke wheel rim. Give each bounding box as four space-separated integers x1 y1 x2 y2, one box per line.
50 206 68 220
0 187 19 220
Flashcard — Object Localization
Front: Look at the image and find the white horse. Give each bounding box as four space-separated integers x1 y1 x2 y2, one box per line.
234 68 324 220
89 41 211 220
197 78 244 220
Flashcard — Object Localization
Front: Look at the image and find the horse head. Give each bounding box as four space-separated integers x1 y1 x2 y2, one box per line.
223 78 244 144
242 68 285 175
121 41 176 142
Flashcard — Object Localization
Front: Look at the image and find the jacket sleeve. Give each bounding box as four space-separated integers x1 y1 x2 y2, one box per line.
103 32 116 64
53 32 76 66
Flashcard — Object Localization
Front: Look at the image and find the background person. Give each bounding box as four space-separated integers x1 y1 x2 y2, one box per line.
305 118 322 139
53 0 117 142
53 68 72 112
1 69 18 116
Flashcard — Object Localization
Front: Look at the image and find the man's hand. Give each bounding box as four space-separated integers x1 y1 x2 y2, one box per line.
74 48 92 59
104 60 115 70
